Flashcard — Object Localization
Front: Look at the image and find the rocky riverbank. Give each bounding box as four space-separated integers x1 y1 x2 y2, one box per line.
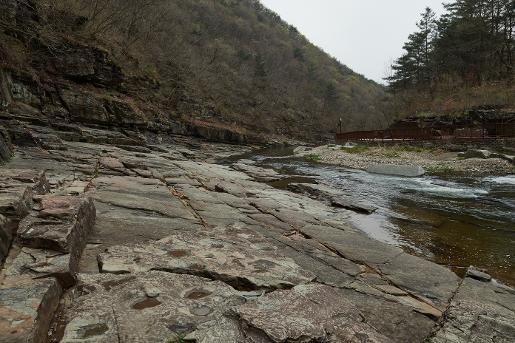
0 121 514 343
294 144 515 176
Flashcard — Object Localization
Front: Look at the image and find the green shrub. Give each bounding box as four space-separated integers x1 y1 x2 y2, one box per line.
304 154 321 162
425 164 455 175
340 145 370 154
165 334 186 343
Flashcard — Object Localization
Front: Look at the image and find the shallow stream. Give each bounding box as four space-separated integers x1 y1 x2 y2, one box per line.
231 146 515 285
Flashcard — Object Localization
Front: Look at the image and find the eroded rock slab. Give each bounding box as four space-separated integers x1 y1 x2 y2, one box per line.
0 276 62 343
430 271 515 343
0 169 50 195
232 283 394 343
288 182 377 214
18 195 95 253
60 272 245 343
232 162 285 181
367 164 425 177
4 248 78 287
99 225 315 291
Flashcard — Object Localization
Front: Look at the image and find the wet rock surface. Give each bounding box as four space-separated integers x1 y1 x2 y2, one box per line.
0 121 513 343
288 182 377 214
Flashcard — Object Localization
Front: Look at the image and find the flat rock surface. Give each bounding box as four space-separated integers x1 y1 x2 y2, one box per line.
99 225 316 291
430 275 515 343
288 182 377 214
233 283 395 342
0 123 511 343
60 272 245 343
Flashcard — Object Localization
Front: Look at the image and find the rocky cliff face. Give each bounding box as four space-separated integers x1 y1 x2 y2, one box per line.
0 0 262 144
0 0 391 143
0 125 12 162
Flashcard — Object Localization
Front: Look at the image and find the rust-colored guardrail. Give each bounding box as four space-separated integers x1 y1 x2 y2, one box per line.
335 125 515 142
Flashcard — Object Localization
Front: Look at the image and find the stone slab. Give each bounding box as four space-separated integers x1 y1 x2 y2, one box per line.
18 195 95 252
366 164 425 177
288 182 377 214
99 225 316 291
4 248 77 288
17 196 95 285
59 272 244 343
0 276 62 343
430 272 515 343
0 126 13 163
232 283 394 342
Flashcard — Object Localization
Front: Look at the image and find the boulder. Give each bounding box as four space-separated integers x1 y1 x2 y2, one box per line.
18 195 96 253
4 247 80 287
0 214 13 264
0 169 50 195
34 39 123 88
16 195 96 285
232 162 285 182
458 149 492 159
465 266 492 282
60 90 110 125
366 164 425 177
0 183 32 219
0 169 50 264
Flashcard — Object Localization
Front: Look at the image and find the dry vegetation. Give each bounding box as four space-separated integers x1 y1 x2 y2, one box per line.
44 0 390 139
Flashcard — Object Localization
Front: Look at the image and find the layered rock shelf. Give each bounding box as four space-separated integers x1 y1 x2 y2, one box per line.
0 120 514 343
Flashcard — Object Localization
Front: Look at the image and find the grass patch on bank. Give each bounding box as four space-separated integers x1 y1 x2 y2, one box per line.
340 145 370 154
425 164 455 175
304 154 321 162
165 336 185 343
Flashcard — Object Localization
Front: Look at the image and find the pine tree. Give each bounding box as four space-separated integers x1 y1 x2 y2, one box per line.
387 0 514 91
385 7 437 91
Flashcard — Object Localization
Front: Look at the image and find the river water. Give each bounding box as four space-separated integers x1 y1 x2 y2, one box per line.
231 147 515 286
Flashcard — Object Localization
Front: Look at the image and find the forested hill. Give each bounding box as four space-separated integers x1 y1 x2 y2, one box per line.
386 0 514 117
0 0 390 141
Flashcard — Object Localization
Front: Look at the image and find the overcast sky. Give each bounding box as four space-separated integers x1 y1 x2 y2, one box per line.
260 0 446 84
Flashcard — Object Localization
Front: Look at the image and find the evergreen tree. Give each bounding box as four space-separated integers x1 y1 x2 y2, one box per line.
387 0 514 91
386 7 437 91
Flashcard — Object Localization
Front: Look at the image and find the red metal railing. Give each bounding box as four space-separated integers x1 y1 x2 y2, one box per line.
335 124 515 141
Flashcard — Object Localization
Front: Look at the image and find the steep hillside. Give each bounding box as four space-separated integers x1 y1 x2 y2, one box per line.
1 0 390 141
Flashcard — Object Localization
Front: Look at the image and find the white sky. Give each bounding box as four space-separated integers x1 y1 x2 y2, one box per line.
260 0 446 84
